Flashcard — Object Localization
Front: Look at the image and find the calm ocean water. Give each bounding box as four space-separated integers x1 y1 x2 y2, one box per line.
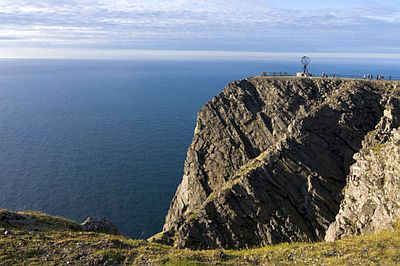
0 58 399 238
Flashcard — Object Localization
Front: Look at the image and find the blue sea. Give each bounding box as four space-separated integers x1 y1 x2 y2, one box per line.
0 58 399 238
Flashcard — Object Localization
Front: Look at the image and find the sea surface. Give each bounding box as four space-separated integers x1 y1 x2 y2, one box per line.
0 58 399 238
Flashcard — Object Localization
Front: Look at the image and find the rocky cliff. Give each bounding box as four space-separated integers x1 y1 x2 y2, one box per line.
158 77 400 250
325 97 400 241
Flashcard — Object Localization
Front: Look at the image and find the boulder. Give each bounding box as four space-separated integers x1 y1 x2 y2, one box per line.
81 217 119 235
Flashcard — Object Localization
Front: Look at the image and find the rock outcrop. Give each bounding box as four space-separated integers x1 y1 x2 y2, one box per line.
81 217 120 235
158 77 400 249
326 97 400 241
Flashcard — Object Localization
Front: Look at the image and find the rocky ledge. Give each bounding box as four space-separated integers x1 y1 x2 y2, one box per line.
155 77 400 250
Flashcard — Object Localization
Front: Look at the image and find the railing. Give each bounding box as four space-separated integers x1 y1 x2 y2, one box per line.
260 72 293 77
260 72 400 80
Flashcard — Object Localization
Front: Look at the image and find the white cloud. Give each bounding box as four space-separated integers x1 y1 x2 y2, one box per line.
0 0 399 56
1 47 400 60
95 0 270 13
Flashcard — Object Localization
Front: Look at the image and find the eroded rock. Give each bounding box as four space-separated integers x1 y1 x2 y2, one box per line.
326 96 400 241
158 77 400 249
81 217 120 235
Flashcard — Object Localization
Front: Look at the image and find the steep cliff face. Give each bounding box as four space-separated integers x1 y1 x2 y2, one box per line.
160 77 399 249
326 97 400 241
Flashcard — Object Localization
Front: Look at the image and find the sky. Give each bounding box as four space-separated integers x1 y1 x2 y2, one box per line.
0 0 399 59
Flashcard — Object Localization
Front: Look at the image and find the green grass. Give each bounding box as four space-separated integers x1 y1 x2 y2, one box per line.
21 211 82 231
1 210 400 265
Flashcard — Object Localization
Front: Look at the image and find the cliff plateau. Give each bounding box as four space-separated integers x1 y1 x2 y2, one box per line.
158 77 400 250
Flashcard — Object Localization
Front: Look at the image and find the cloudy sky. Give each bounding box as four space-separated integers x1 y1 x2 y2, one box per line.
0 0 399 58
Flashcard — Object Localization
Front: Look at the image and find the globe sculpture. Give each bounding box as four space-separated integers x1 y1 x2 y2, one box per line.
301 56 310 74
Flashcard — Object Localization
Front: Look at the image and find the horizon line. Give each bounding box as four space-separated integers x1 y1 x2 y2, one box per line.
0 48 400 60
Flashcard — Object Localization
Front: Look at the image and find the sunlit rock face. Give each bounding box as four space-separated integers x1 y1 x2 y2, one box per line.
157 77 399 250
326 97 400 241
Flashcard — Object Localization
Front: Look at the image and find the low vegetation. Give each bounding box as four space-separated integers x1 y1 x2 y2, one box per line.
1 209 399 265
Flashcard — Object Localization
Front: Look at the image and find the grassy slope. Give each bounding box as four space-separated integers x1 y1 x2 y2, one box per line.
0 210 399 265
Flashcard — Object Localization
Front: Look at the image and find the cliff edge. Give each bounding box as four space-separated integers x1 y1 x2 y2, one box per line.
158 77 400 249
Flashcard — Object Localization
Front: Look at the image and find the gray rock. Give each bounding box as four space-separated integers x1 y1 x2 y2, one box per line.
325 97 400 241
157 77 400 249
80 217 119 235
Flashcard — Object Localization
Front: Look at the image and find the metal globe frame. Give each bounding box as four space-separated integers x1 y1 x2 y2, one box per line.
301 56 310 74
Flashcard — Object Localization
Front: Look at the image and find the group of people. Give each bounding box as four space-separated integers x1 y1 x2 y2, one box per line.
321 72 336 78
363 74 391 80
320 73 393 80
